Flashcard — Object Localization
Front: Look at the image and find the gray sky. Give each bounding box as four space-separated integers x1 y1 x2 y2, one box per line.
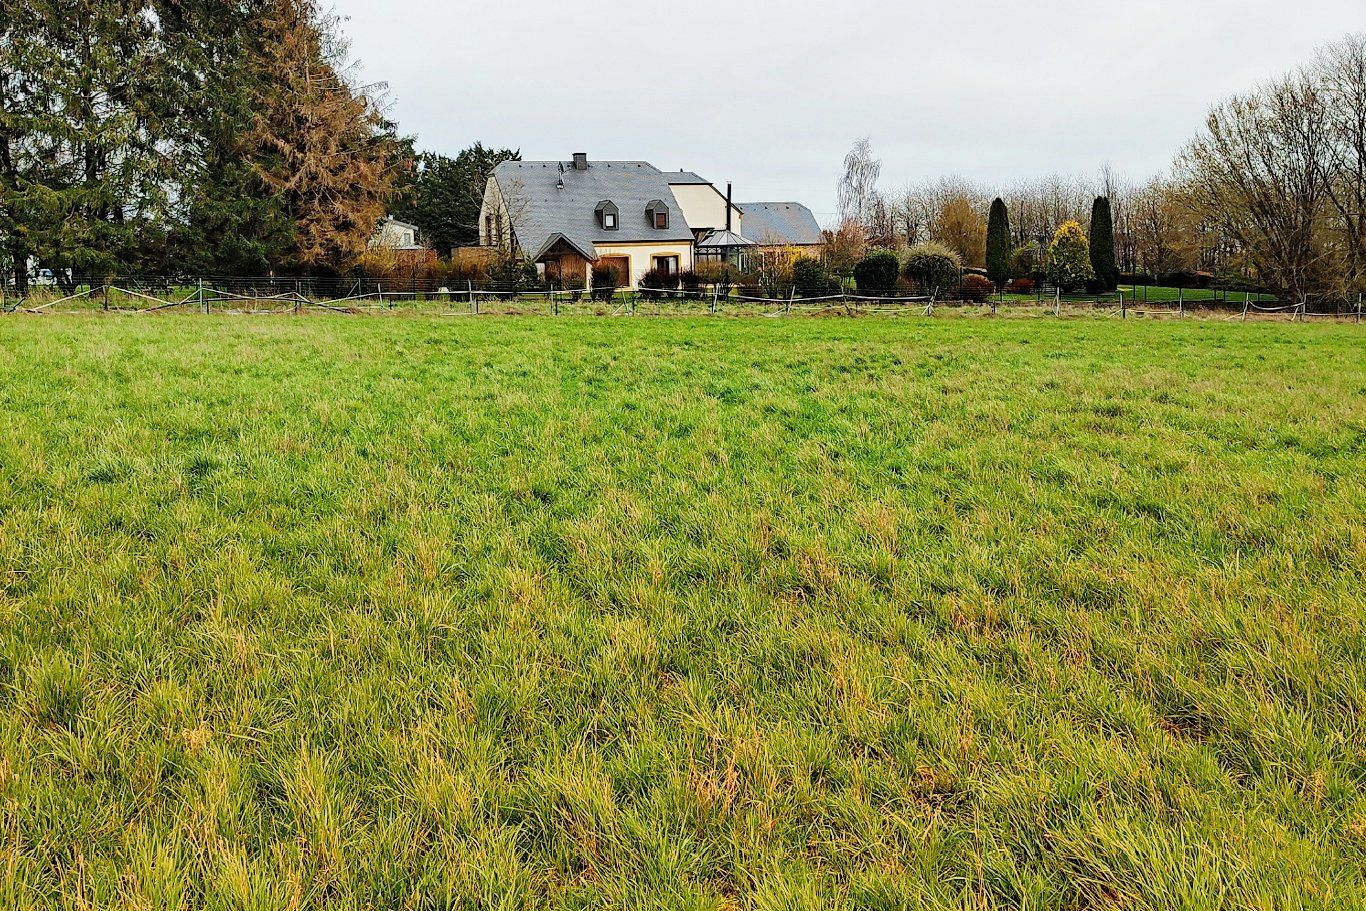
334 0 1359 224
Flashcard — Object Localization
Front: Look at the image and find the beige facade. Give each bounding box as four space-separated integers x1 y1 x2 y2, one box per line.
590 241 695 288
668 183 743 236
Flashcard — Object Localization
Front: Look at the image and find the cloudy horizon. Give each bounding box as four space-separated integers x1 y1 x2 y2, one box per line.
334 0 1359 225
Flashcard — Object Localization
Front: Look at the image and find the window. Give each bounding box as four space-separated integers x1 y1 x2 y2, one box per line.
596 200 619 230
645 200 669 230
652 255 679 275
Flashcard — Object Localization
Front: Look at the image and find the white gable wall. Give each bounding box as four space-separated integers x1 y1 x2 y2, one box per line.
670 183 743 236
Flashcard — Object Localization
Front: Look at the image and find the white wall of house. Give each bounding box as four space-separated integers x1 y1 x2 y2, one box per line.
669 184 743 236
371 219 420 249
478 176 514 252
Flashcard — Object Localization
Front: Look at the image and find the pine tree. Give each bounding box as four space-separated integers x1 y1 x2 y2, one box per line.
157 0 295 274
1090 196 1118 290
0 0 170 289
249 0 409 273
986 198 1011 289
392 144 520 256
1046 220 1095 290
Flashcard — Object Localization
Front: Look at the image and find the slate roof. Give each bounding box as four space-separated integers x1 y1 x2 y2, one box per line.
737 202 824 246
666 171 712 185
492 160 695 260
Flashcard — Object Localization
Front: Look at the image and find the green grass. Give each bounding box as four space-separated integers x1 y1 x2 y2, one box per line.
0 314 1363 909
1118 286 1280 304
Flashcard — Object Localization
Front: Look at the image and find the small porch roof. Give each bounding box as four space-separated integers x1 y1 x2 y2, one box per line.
531 232 597 262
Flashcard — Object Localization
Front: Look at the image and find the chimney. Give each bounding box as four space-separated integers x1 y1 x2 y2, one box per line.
725 182 733 232
572 152 588 171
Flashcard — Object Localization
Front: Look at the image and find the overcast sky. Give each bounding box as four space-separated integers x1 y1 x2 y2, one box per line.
333 0 1359 224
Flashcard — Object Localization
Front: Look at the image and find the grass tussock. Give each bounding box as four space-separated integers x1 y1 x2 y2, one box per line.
0 315 1363 909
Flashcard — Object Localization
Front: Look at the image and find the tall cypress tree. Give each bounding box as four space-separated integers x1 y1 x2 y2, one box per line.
986 197 1011 289
1090 196 1118 291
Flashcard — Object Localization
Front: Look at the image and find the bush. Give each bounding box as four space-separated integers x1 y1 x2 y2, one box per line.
489 256 541 290
853 250 901 293
960 273 994 302
903 243 962 294
695 261 740 292
1155 270 1213 289
591 264 619 302
1119 272 1156 286
679 270 701 292
1006 277 1035 294
1010 245 1041 280
640 268 680 290
1046 221 1094 291
792 256 832 296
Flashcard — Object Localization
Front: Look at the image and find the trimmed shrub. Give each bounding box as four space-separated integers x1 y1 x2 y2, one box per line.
1006 277 1035 295
1046 221 1094 291
960 273 994 302
792 256 832 296
1089 197 1119 291
903 243 962 294
679 270 701 292
986 198 1011 289
853 250 901 292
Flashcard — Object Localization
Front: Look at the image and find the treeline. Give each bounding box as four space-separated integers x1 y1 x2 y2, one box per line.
0 0 407 293
837 33 1366 300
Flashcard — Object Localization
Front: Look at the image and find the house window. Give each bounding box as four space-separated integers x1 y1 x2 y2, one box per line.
652 255 679 275
596 200 619 231
646 199 669 230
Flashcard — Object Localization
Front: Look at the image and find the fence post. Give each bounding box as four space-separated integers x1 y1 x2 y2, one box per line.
1357 292 1362 324
1054 287 1061 317
104 284 110 312
1121 291 1126 319
711 284 718 314
1241 297 1249 322
1178 286 1184 316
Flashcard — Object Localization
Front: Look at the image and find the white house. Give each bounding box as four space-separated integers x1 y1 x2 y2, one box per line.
370 217 423 251
477 152 821 288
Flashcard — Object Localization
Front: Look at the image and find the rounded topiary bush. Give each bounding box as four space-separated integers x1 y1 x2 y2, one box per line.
903 243 962 294
853 250 901 293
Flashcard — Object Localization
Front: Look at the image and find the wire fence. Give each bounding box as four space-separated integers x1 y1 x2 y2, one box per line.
3 277 1363 323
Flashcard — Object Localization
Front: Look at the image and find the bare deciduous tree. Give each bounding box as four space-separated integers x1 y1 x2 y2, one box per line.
837 137 882 229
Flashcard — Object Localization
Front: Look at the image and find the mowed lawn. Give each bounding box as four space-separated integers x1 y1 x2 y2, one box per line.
0 315 1363 910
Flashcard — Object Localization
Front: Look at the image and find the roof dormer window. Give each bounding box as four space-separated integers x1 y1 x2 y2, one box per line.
596 200 619 231
646 200 669 230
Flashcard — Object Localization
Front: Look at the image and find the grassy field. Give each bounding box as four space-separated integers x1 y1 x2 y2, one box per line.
0 314 1363 909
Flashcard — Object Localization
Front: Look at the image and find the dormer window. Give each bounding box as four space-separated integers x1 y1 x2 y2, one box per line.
596 200 619 231
646 200 669 230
